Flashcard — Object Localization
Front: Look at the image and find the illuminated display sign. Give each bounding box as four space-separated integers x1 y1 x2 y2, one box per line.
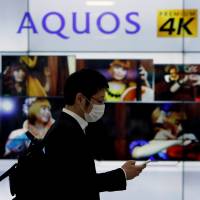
17 11 141 40
0 0 199 51
157 9 198 37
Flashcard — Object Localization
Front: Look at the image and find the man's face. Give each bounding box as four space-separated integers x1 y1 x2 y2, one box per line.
83 88 106 114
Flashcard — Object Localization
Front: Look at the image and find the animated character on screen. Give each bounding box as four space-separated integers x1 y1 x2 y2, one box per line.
105 60 152 102
4 98 54 158
129 105 199 160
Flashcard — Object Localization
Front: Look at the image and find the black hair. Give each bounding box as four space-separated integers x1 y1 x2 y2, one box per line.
64 69 109 105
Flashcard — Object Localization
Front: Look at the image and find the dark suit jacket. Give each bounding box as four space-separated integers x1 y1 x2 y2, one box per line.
43 112 126 200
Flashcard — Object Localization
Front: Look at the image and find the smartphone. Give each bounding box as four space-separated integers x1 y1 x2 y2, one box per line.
143 159 151 165
136 159 151 166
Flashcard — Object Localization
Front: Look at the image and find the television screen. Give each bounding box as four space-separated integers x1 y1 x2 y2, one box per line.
0 97 64 158
155 64 200 101
1 56 200 161
2 56 73 97
100 102 200 161
76 59 154 102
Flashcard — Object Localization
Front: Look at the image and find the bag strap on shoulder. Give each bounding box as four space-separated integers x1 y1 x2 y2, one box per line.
0 126 53 182
0 163 17 182
24 125 53 156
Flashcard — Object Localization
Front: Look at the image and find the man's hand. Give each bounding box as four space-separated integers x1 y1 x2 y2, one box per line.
121 160 146 180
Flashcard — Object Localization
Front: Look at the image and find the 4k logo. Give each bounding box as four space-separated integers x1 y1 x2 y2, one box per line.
157 9 198 37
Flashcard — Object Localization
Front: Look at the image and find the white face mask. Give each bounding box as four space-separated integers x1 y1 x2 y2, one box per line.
84 104 105 122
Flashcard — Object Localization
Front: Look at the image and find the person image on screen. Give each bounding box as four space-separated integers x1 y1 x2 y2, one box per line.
4 97 54 158
3 63 27 96
105 60 130 101
130 105 199 160
121 63 153 102
156 65 195 101
19 56 50 96
104 59 152 102
39 69 146 200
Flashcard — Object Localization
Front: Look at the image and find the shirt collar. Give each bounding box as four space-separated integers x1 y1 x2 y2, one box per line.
62 107 88 131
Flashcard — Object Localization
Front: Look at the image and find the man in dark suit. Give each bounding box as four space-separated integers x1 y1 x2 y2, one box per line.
43 69 146 199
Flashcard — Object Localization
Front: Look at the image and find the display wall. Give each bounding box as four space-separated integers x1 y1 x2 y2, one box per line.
0 0 200 200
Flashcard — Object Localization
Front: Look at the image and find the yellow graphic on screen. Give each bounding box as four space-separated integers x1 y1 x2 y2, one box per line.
157 9 198 37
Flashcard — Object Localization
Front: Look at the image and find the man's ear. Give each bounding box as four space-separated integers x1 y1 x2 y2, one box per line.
75 93 84 105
